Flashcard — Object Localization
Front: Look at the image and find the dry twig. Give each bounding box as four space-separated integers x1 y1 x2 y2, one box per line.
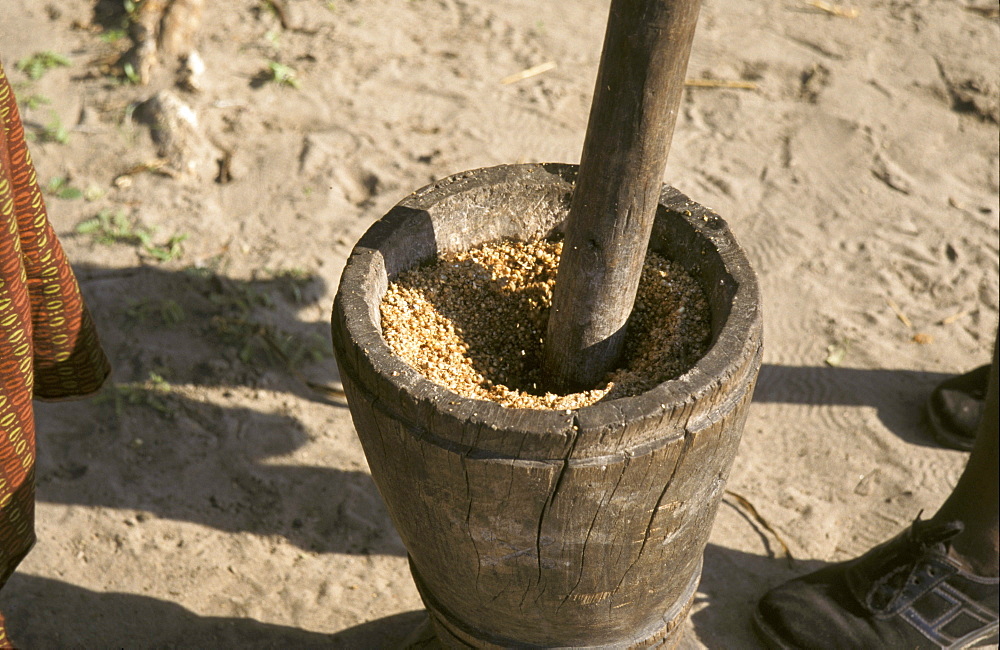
941 309 971 325
804 0 860 18
725 490 795 565
501 61 557 85
305 380 348 401
886 297 913 329
113 158 172 187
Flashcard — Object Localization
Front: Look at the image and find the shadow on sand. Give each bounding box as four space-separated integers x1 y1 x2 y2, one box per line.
32 261 404 556
2 573 426 648
753 363 959 448
25 262 945 645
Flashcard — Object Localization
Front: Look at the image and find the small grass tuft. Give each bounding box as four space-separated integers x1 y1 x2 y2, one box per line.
211 315 329 367
15 51 71 81
205 272 330 369
76 209 149 245
76 209 188 262
127 298 187 326
263 267 314 303
95 372 175 417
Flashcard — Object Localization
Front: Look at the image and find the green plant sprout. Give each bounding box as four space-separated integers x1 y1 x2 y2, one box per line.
45 177 83 200
122 61 141 85
22 94 52 110
266 61 300 89
99 28 129 43
15 51 71 80
27 113 71 144
95 372 174 417
126 298 186 326
12 85 51 110
144 233 189 262
84 185 107 201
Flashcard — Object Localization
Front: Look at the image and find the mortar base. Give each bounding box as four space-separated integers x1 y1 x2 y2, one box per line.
410 556 701 649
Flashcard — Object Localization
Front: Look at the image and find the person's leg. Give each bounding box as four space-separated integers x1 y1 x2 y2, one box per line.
931 331 999 577
0 61 111 650
754 334 999 649
927 364 990 451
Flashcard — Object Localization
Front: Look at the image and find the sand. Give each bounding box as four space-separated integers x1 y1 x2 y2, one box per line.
0 0 997 647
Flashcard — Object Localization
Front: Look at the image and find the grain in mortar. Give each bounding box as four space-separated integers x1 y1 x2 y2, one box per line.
380 239 711 410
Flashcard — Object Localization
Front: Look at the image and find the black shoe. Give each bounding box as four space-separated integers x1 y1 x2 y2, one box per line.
926 365 990 452
754 518 999 649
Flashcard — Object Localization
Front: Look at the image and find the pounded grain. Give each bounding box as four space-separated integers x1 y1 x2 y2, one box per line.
380 238 711 410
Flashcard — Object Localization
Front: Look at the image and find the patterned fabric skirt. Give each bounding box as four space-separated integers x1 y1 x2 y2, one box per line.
0 61 111 646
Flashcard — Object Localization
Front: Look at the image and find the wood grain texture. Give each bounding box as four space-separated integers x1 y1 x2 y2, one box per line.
331 164 761 647
543 0 703 391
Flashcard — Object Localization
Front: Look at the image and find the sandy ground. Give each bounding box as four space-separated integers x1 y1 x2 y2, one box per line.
1 0 998 647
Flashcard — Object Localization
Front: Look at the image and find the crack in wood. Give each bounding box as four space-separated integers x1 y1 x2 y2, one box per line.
560 450 631 613
612 426 693 601
523 415 581 610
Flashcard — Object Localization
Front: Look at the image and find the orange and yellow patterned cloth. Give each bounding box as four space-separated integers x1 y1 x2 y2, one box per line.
0 61 110 642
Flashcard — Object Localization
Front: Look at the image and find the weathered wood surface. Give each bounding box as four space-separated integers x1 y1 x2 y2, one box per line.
543 0 703 392
331 164 762 647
